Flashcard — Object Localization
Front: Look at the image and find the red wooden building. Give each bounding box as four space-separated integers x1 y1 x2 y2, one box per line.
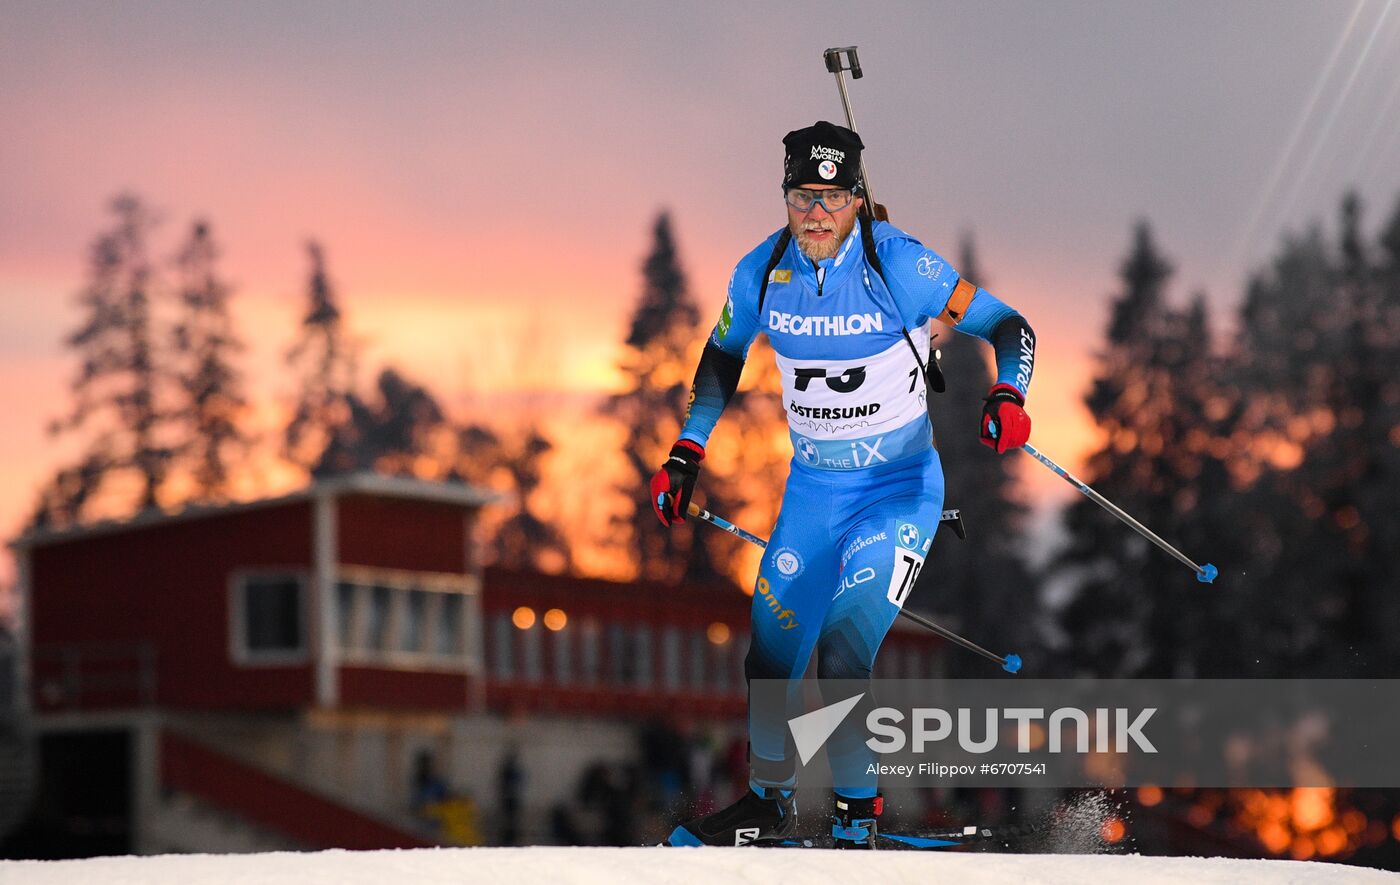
7 471 944 856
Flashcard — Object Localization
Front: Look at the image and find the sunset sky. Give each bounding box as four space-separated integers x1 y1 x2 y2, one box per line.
3 1 1400 589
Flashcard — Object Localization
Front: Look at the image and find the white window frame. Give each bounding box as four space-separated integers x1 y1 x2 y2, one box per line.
229 569 311 666
333 566 475 672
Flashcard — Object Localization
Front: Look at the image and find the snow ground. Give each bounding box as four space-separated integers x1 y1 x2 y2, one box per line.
2 847 1396 885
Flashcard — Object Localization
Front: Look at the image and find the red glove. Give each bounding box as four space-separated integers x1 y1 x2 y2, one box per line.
650 440 704 526
979 383 1031 453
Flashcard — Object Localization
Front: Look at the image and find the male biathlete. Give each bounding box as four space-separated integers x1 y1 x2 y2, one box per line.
653 121 1035 848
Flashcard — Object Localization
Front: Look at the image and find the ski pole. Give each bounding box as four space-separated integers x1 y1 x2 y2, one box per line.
1020 443 1219 584
683 500 964 546
681 499 1022 674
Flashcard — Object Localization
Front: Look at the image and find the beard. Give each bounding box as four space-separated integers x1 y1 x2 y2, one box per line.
792 214 855 262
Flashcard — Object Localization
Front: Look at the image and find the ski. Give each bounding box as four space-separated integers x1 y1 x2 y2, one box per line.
877 825 997 849
762 824 1000 850
663 823 1014 850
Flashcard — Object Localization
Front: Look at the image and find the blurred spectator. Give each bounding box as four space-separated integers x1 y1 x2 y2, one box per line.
548 802 582 845
411 750 448 812
426 792 483 846
411 749 483 846
576 761 636 845
638 719 687 809
496 747 524 846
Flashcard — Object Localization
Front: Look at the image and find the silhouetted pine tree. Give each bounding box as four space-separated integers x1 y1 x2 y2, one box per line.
1054 222 1232 676
38 194 174 526
170 220 249 500
1233 224 1341 672
285 241 359 475
1315 194 1400 671
605 213 735 586
1231 194 1400 674
919 234 1036 674
1143 294 1242 674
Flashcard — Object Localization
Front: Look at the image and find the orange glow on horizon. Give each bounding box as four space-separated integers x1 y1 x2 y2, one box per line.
0 309 1099 598
0 199 1102 602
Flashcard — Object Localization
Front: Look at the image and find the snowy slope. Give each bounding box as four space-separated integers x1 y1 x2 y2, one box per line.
2 847 1396 885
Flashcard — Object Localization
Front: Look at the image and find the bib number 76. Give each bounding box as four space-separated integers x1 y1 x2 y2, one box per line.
887 549 925 609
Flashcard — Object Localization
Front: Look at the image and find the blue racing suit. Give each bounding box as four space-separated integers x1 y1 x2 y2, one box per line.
679 218 1035 799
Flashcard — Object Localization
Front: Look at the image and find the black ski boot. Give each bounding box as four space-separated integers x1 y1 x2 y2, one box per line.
831 793 882 848
667 787 797 846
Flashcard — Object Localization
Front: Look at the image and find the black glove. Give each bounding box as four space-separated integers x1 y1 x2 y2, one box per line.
650 440 704 527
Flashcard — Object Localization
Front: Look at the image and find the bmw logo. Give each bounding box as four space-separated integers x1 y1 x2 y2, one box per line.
898 523 921 549
796 437 819 465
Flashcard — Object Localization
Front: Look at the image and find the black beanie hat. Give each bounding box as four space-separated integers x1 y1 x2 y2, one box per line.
782 121 864 190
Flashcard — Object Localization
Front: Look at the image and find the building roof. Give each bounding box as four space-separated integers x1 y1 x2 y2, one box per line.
10 471 499 550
